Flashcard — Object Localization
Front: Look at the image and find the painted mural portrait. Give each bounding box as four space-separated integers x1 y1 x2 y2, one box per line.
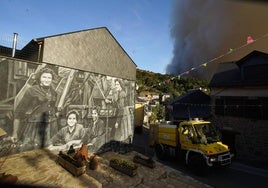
0 58 135 156
105 79 132 142
48 110 85 151
12 67 58 149
82 106 106 153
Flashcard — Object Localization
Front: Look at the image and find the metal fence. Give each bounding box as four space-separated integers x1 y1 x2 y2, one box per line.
0 33 30 57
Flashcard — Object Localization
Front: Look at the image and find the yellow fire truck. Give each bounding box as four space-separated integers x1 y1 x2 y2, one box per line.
150 118 233 175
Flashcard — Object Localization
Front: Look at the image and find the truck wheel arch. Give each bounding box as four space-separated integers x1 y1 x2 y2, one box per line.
185 150 209 166
187 152 209 176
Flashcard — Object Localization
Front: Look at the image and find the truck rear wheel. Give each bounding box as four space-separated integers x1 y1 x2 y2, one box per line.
155 144 166 160
188 154 208 176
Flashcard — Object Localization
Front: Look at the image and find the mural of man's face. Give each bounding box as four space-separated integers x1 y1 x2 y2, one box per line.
40 72 52 87
67 113 77 127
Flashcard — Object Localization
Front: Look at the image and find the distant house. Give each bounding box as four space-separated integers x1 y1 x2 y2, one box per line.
209 50 268 168
0 27 137 155
165 89 211 121
0 45 13 57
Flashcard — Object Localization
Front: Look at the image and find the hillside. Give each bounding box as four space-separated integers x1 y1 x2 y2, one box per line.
136 68 210 98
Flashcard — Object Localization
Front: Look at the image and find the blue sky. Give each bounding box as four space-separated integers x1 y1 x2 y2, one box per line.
0 0 173 74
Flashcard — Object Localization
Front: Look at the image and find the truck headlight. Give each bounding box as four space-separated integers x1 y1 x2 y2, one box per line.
209 157 217 162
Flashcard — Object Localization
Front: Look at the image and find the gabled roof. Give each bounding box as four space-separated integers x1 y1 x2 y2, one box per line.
35 27 136 67
0 45 13 57
209 50 268 87
236 50 268 68
167 90 211 120
16 27 137 80
209 62 241 87
35 27 107 40
18 27 136 65
167 89 210 105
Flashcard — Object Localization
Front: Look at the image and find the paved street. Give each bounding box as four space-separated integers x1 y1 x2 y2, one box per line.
132 126 268 188
156 157 268 188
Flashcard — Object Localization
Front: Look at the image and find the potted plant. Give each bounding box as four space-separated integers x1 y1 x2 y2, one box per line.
57 151 87 176
109 158 137 177
88 155 99 170
133 154 155 168
57 144 88 176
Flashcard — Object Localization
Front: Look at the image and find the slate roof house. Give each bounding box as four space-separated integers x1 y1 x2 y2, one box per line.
210 50 268 119
13 27 136 80
0 27 137 155
165 89 211 121
209 50 268 168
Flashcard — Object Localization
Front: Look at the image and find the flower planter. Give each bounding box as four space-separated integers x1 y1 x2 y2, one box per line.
109 158 137 177
88 155 99 170
57 153 86 176
133 154 156 168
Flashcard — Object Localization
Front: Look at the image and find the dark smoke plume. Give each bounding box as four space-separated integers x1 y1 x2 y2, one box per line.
166 0 268 79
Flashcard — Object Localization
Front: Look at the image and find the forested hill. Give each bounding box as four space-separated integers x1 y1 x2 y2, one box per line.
136 69 210 97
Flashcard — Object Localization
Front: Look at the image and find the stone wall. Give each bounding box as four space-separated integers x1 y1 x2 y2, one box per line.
210 116 268 169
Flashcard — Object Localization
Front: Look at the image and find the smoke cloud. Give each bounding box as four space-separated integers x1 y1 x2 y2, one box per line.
166 0 268 79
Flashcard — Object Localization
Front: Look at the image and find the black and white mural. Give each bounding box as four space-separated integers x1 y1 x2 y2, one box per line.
0 58 135 155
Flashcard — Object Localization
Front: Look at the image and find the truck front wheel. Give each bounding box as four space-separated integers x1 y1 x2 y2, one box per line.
155 144 166 160
188 154 208 176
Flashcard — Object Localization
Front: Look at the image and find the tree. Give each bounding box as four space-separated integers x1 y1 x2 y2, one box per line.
136 68 210 98
151 104 165 123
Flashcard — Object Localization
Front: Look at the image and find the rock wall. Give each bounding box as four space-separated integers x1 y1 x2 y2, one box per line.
211 116 268 169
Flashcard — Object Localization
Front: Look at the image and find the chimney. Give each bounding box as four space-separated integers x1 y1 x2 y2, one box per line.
12 33 18 57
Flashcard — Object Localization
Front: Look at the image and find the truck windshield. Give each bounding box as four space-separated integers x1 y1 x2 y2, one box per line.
194 123 221 144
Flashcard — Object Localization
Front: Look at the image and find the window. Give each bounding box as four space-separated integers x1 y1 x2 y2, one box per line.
225 97 244 117
214 96 267 120
14 61 28 78
215 98 224 115
244 98 262 119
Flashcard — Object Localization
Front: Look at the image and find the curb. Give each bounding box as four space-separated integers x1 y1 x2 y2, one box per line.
230 162 268 178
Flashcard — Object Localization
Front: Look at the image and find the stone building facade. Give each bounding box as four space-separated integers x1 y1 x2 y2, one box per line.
209 50 268 168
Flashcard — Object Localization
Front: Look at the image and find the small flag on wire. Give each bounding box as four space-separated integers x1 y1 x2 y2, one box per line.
202 63 207 67
247 36 254 44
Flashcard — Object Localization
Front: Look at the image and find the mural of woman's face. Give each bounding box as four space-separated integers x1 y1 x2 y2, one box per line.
40 72 53 87
92 109 99 122
67 113 77 127
115 80 122 91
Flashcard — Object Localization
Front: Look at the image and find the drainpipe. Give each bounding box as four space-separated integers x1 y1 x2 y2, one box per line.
12 33 18 58
37 41 43 63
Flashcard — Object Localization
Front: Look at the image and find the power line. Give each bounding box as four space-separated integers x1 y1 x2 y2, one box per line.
176 33 268 78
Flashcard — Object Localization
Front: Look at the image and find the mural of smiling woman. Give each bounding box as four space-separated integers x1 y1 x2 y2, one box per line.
12 67 58 149
48 110 85 151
